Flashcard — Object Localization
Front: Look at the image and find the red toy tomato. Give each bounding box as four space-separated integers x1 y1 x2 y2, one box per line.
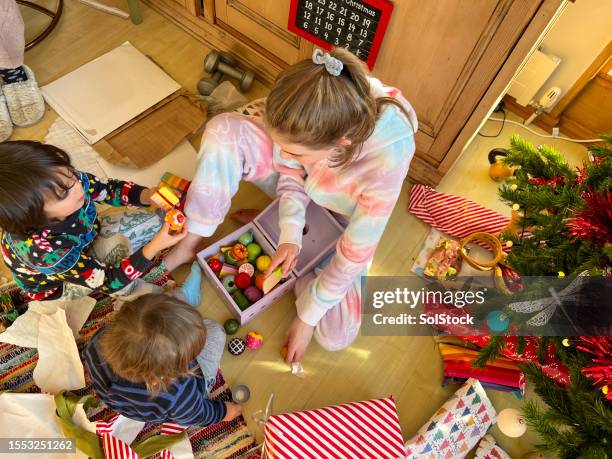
235 272 251 290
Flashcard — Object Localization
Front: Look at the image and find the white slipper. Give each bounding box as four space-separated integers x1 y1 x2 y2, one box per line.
2 65 45 127
0 91 13 141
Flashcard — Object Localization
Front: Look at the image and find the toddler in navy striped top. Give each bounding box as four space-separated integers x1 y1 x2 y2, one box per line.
83 293 241 426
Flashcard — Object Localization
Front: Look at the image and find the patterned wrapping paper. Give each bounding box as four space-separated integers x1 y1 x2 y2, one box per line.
404 379 496 459
263 397 406 459
474 434 511 459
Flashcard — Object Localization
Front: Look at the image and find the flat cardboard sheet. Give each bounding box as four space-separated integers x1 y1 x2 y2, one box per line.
41 41 181 144
94 91 205 168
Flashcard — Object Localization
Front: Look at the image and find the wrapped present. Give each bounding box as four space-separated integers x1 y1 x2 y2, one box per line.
474 434 511 459
439 343 525 397
404 379 496 459
263 397 406 459
462 336 570 386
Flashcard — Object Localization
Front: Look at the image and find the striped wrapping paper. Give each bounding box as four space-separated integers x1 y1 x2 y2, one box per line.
408 185 511 251
263 398 406 459
96 415 188 459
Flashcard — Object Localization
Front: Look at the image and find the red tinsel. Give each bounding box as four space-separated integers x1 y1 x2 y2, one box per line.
529 176 566 188
576 336 612 401
565 189 612 246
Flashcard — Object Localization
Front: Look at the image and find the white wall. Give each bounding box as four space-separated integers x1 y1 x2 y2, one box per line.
535 0 612 110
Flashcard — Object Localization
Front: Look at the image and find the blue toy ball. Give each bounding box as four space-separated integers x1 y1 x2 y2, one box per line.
486 310 510 332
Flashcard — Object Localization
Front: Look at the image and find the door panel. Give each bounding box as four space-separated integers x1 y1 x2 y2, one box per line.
215 0 309 64
371 0 544 164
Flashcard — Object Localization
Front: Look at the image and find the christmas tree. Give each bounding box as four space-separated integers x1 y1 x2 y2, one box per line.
475 135 612 457
498 134 611 276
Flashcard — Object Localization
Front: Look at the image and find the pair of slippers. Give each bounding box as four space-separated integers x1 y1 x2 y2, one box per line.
0 65 46 141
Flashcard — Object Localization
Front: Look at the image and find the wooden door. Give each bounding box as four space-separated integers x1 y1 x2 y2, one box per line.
368 0 563 184
215 0 312 65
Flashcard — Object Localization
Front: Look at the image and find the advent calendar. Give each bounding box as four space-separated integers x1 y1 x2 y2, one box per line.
288 0 394 69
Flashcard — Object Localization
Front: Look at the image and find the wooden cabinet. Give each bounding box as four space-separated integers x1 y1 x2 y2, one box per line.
143 0 564 185
214 0 312 64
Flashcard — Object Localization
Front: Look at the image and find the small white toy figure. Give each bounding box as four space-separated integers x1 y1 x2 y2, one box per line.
0 0 45 141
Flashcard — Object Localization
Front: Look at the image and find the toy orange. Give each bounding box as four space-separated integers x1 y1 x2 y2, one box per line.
255 273 266 291
232 243 248 261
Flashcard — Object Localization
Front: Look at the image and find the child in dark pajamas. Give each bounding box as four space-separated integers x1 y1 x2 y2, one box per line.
0 141 191 301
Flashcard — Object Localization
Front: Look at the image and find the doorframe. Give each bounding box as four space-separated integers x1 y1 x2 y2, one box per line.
438 0 567 175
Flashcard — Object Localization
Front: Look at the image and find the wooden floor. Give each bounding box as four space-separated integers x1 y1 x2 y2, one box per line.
5 1 589 457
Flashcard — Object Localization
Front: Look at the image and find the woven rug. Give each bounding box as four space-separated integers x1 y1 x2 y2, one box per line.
0 285 258 459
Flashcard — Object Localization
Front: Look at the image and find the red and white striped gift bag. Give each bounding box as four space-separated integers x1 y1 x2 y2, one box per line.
96 416 188 459
263 397 406 459
409 184 510 244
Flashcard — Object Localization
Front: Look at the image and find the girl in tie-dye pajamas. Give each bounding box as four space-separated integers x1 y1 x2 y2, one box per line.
165 49 418 361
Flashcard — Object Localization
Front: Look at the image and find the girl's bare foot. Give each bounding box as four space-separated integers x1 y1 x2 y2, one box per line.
230 208 261 225
163 233 204 271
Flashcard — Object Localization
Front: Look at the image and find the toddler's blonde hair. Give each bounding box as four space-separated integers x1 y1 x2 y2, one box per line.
99 293 206 397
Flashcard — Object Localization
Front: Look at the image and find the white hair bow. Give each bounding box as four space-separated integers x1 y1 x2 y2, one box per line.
312 49 343 76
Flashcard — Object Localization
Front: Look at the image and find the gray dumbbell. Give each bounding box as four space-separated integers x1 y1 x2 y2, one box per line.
204 50 255 93
197 71 222 96
197 52 240 96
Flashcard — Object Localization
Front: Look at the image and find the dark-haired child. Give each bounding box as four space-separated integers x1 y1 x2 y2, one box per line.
83 293 241 426
0 140 187 301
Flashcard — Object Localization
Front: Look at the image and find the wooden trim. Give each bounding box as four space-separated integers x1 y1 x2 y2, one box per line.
215 19 291 69
143 0 286 85
432 0 514 134
558 117 600 144
203 0 215 23
548 39 612 118
438 0 565 175
227 0 300 47
407 155 444 186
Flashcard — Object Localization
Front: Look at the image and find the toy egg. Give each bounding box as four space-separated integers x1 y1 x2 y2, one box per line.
238 262 255 277
255 273 266 291
235 272 252 290
232 243 249 261
232 290 250 311
224 318 240 335
228 338 245 356
256 255 271 272
245 331 263 350
238 230 254 246
497 408 527 437
225 251 239 265
208 258 223 273
486 310 510 332
247 243 262 260
244 285 263 303
222 275 238 293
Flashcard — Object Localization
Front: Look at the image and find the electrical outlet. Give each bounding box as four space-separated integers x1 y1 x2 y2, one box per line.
552 127 560 137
